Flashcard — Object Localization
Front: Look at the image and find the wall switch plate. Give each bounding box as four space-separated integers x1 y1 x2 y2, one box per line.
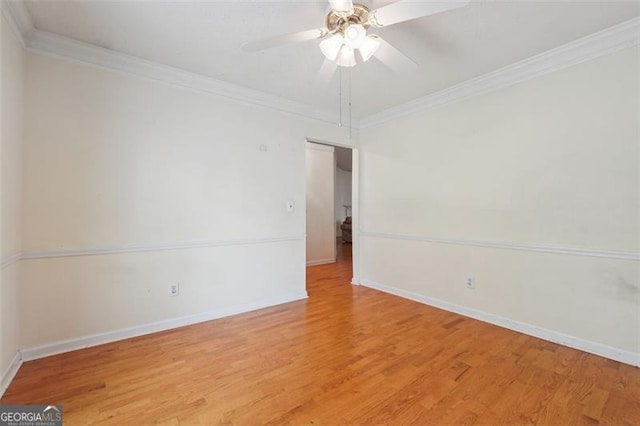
286 201 295 212
170 283 180 296
465 276 475 289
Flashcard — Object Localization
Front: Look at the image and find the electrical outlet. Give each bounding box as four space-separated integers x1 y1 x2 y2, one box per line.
170 283 180 297
465 276 475 289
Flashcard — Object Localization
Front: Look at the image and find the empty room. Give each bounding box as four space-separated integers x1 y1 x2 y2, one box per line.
1 0 639 424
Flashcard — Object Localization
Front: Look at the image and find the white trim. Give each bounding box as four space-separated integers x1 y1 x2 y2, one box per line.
3 237 304 267
351 149 361 284
19 236 304 261
360 17 640 128
25 29 345 126
0 1 345 126
4 0 638 129
351 277 360 285
305 137 357 150
20 291 308 362
361 231 640 261
0 0 33 48
360 279 640 367
0 352 23 398
306 258 337 266
305 142 336 152
1 252 22 269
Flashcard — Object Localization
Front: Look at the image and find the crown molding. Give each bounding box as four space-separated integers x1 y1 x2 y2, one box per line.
3 0 638 130
1 0 33 47
1 1 345 126
360 16 640 129
26 29 347 125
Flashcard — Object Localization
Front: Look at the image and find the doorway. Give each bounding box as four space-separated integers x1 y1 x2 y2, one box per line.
304 139 359 286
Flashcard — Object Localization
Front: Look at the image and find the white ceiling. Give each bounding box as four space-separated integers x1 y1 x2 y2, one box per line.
24 1 640 119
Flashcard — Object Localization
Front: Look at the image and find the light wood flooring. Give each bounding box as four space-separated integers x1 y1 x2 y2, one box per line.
2 242 639 424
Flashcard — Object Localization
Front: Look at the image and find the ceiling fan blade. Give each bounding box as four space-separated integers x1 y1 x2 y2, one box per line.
329 0 354 14
242 28 327 52
372 36 418 74
369 0 470 28
315 59 339 87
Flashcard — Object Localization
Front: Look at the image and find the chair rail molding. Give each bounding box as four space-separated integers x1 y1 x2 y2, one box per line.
1 252 22 270
3 236 304 265
361 231 640 261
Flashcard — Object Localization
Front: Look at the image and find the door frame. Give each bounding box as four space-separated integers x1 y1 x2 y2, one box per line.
305 138 360 285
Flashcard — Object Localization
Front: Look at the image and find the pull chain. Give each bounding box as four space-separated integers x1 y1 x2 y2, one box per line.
337 67 352 139
348 67 352 139
338 67 343 127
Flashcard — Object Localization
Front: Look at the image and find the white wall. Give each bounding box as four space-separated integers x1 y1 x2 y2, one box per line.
305 142 336 265
0 16 25 391
1 14 24 381
335 167 352 237
18 51 356 351
360 46 640 362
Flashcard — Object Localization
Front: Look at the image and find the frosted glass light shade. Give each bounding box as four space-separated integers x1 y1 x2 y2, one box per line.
344 24 366 49
319 34 344 61
358 35 380 62
336 45 356 67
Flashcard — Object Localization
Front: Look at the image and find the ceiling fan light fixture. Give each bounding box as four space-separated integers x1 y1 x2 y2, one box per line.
358 35 380 62
336 44 356 67
320 33 344 61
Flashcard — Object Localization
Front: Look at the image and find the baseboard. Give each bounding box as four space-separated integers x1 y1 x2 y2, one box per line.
0 352 23 398
20 291 308 362
306 258 336 267
351 277 360 285
360 280 640 367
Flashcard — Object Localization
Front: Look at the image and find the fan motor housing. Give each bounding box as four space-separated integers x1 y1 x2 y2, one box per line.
326 3 371 32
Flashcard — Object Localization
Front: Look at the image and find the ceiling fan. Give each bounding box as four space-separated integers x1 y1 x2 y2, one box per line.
242 0 470 71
